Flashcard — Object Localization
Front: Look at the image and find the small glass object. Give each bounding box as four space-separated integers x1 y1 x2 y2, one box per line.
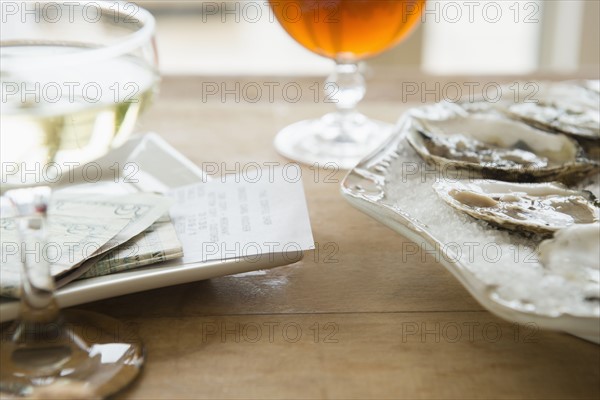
1 2 158 397
269 0 425 169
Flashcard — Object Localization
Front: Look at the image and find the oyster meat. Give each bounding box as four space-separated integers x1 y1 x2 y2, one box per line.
407 114 598 185
538 224 600 286
433 180 599 235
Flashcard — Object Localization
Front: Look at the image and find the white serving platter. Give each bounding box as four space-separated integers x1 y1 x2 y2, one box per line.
341 113 600 344
0 134 296 322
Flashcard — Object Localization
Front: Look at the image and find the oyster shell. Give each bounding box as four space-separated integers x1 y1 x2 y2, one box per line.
583 80 600 95
505 82 600 153
407 114 598 185
433 180 599 235
507 101 599 140
515 81 599 109
538 224 600 286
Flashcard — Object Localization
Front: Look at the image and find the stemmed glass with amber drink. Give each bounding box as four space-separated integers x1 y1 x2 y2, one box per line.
270 0 425 169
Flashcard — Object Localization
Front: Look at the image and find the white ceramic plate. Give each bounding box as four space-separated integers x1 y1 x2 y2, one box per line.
0 134 295 322
341 112 600 344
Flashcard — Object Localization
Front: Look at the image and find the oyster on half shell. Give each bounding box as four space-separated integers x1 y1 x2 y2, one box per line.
407 114 598 185
507 101 599 141
506 81 599 140
433 180 599 235
538 224 600 286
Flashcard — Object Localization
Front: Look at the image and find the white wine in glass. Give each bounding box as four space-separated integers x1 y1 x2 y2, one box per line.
270 0 425 169
1 2 158 397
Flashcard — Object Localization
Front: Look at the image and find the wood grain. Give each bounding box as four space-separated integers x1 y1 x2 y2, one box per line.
79 75 600 399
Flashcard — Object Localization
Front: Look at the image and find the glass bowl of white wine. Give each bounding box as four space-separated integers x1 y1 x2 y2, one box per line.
1 1 158 398
1 0 159 188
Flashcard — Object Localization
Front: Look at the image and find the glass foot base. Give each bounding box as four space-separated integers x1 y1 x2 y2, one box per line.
274 112 394 170
0 310 144 398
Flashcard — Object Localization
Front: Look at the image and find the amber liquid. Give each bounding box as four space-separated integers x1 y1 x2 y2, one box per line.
270 0 425 61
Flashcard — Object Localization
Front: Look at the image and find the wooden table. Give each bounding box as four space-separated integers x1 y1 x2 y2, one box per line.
83 73 600 399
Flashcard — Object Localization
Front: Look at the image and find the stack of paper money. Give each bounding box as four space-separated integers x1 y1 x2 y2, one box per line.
0 192 182 298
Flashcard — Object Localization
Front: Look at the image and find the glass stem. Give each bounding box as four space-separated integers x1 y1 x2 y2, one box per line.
17 212 60 324
326 61 366 112
325 61 366 142
7 188 62 344
5 190 95 382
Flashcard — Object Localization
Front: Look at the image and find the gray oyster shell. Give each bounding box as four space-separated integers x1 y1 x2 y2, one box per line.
538 224 600 287
433 180 599 236
504 81 600 157
507 101 599 140
407 113 598 185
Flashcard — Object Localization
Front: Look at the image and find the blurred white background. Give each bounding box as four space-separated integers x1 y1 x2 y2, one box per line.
137 0 599 76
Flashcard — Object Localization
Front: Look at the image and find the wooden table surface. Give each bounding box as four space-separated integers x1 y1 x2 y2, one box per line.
82 73 599 399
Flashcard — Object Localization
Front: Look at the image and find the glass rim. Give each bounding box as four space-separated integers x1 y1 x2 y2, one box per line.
0 0 156 70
